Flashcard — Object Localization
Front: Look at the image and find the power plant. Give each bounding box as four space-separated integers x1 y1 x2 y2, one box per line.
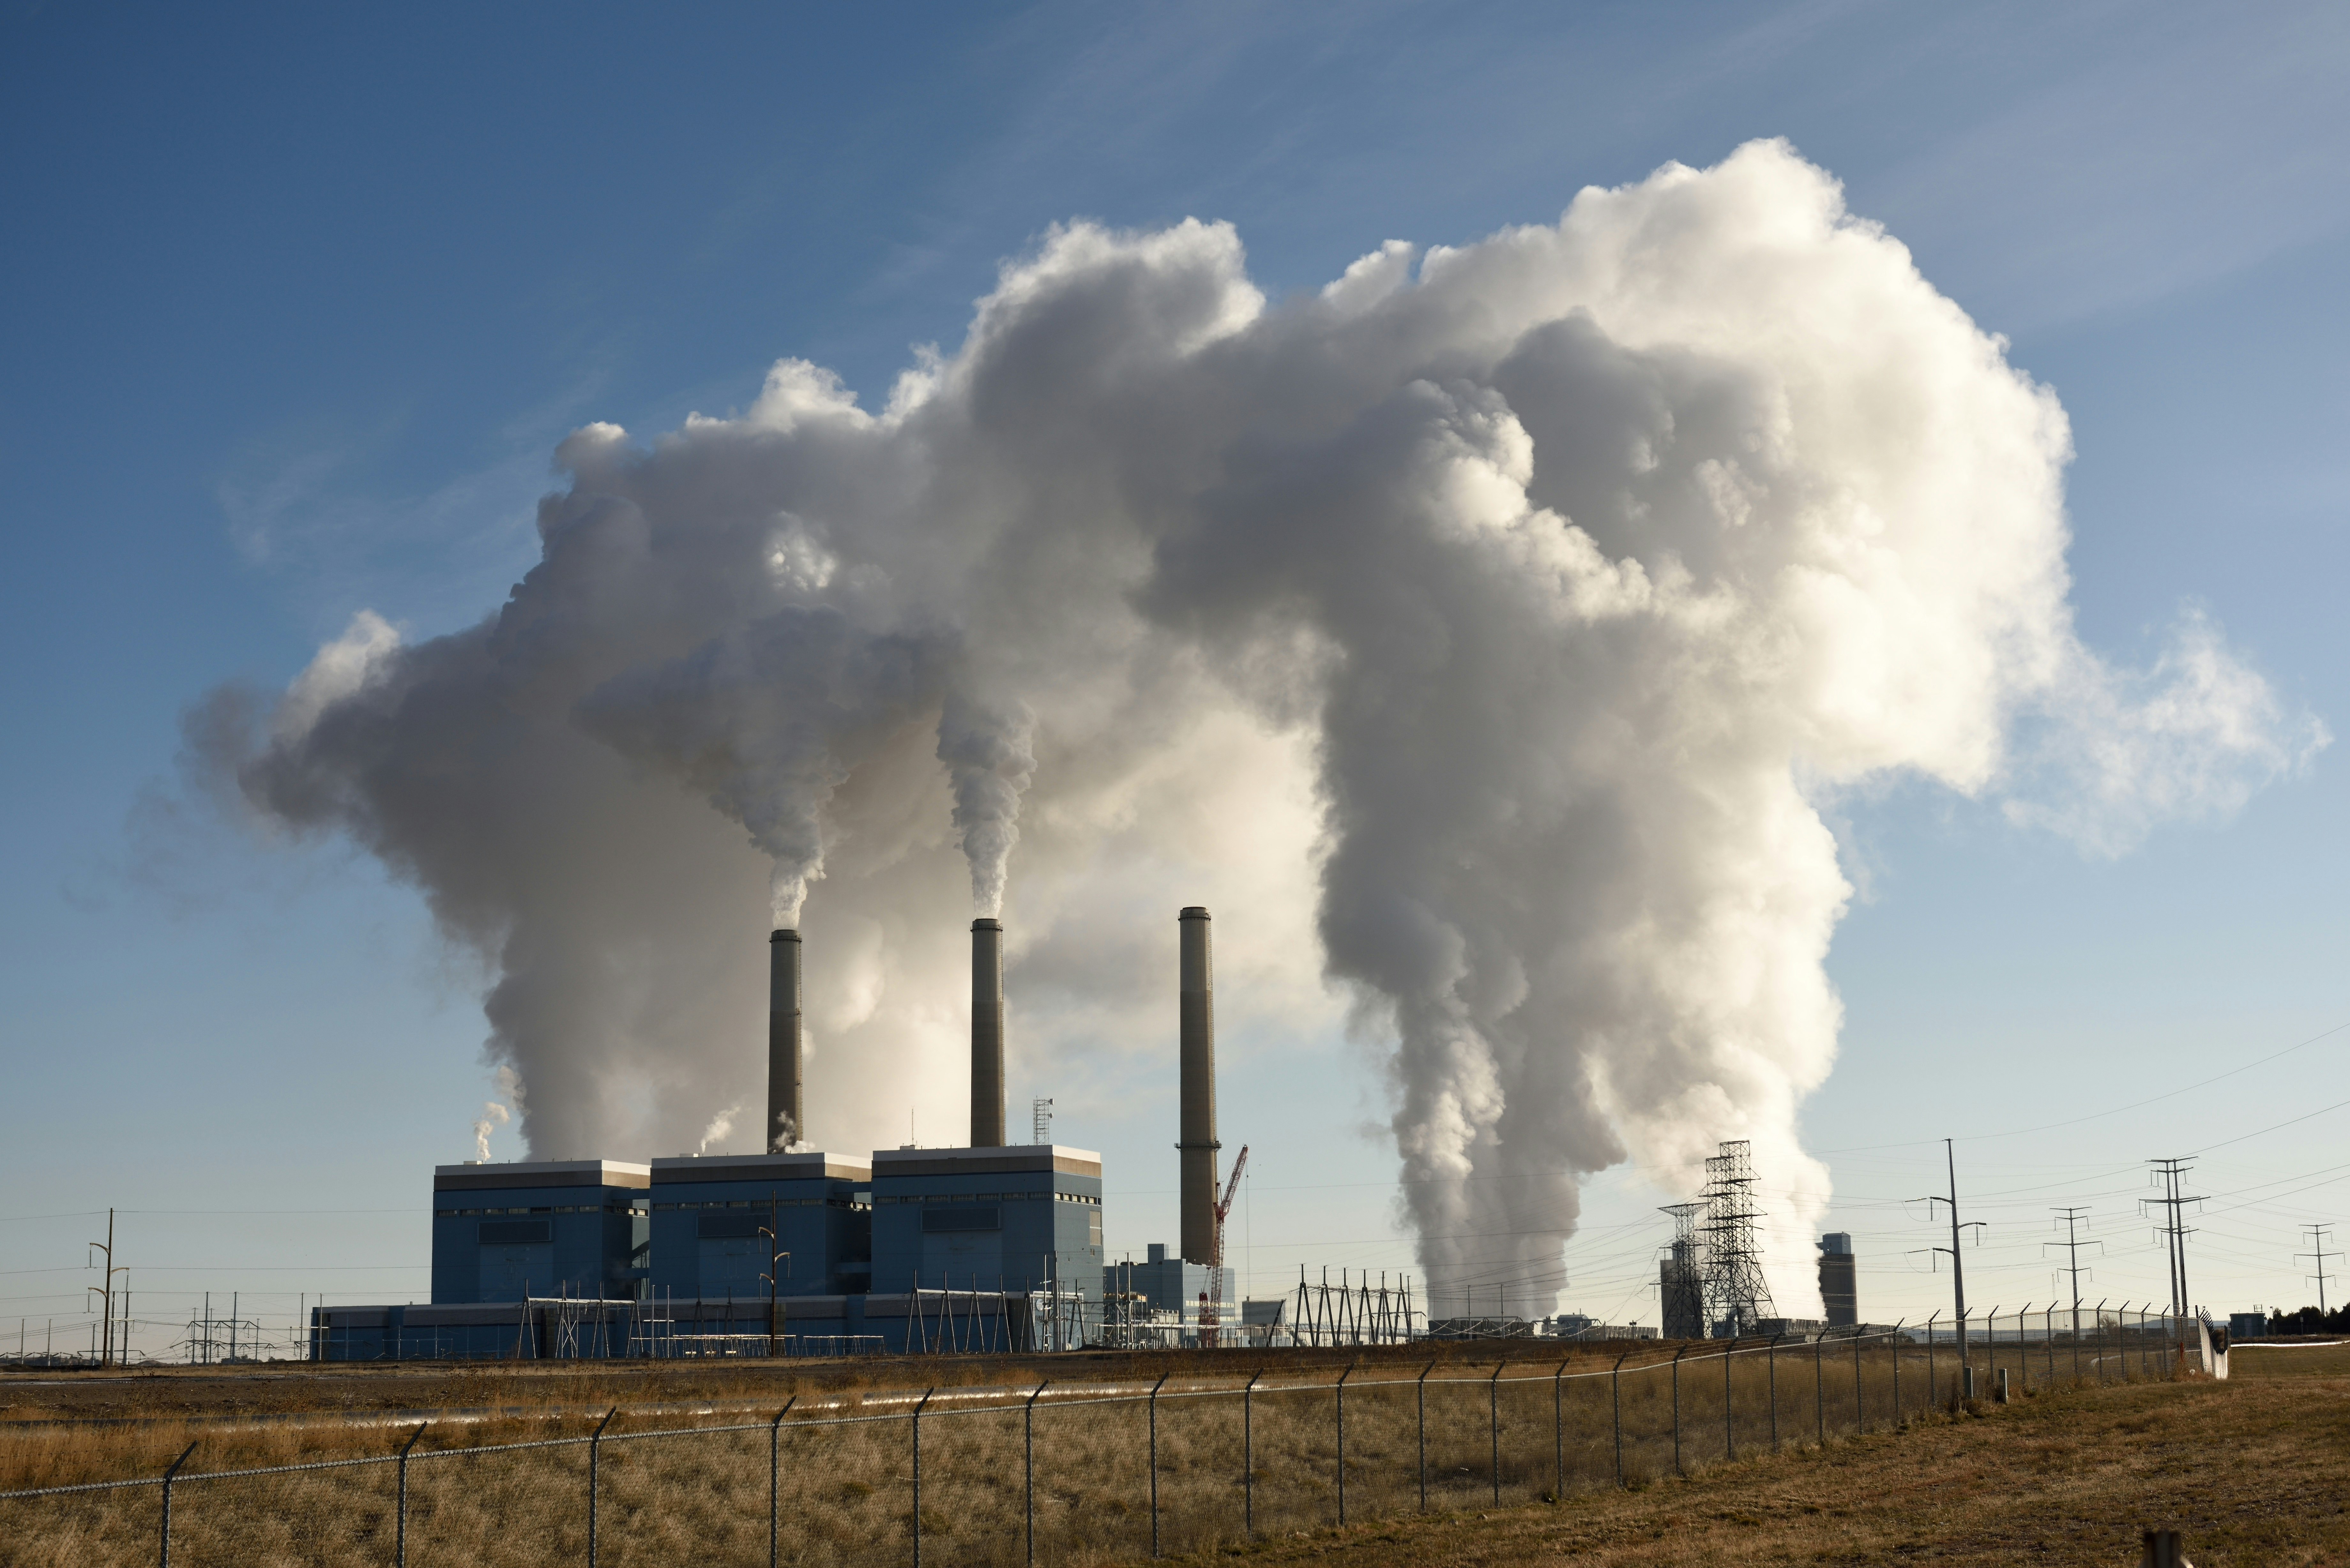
315 907 1231 1359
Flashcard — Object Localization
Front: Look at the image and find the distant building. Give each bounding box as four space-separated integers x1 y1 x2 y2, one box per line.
430 1160 649 1304
1817 1233 1857 1327
1660 1239 1706 1339
1426 1316 1537 1340
1544 1314 1656 1340
1104 1242 1233 1325
1753 1316 1828 1340
2227 1311 2267 1341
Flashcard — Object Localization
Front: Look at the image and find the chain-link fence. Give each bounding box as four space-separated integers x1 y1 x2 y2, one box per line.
0 1313 2205 1568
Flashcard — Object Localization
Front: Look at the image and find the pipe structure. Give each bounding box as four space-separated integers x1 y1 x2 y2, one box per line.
1178 907 1220 1264
769 930 803 1151
971 919 1006 1147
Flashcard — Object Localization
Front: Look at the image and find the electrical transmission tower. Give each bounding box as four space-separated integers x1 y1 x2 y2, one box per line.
2045 1207 2101 1337
1657 1202 1707 1339
1698 1140 1776 1336
2301 1224 2340 1314
2144 1157 2203 1321
1031 1098 1054 1145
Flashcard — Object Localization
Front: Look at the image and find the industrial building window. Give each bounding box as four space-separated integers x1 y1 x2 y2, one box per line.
478 1220 552 1245
698 1212 765 1240
922 1206 1001 1233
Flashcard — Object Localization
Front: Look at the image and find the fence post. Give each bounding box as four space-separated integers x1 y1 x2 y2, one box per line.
1767 1335 1781 1449
1243 1370 1262 1539
1852 1329 1863 1433
1552 1360 1568 1499
912 1389 934 1568
2015 1305 2032 1395
769 1399 795 1568
1336 1364 1355 1524
1925 1312 1937 1410
158 1441 196 1568
396 1422 429 1568
1723 1338 1737 1461
588 1407 617 1568
1148 1373 1168 1558
2095 1301 2109 1384
1812 1333 1823 1445
1610 1350 1631 1487
1890 1323 1904 1424
1416 1362 1433 1511
2046 1305 2056 1388
1672 1343 1691 1476
1489 1361 1504 1505
1024 1381 1046 1566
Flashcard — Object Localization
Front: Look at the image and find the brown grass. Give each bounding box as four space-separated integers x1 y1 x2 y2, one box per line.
1164 1353 2350 1568
0 1334 2212 1567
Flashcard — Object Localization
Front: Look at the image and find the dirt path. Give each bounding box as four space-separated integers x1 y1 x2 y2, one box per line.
1162 1366 2350 1567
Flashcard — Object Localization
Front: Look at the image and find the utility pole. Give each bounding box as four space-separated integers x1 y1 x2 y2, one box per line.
1915 1140 1983 1372
759 1189 792 1359
2144 1158 2202 1321
86 1209 124 1370
2300 1225 2340 1315
2045 1208 2101 1336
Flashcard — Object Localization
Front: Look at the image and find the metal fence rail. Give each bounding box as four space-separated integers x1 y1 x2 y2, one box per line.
0 1312 2200 1568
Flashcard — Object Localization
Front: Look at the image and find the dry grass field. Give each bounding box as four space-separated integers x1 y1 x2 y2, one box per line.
0 1332 2259 1567
1173 1343 2350 1568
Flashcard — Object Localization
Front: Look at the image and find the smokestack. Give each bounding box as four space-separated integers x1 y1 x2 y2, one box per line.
769 929 802 1151
971 918 1006 1146
1178 906 1218 1264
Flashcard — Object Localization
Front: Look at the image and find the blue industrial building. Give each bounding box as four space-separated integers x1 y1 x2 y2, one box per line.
648 1151 872 1300
429 1160 650 1304
869 1144 1103 1302
337 1144 1102 1359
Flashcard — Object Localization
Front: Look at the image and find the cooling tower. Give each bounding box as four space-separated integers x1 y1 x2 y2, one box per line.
769 929 802 1151
971 918 1006 1147
1178 906 1219 1264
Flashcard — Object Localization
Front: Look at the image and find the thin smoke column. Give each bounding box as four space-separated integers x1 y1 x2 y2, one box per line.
204 141 2324 1309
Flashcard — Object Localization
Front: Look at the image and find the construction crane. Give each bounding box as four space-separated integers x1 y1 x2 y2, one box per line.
1200 1144 1249 1350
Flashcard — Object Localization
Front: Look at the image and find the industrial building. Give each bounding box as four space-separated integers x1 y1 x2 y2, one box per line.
1817 1231 1858 1327
1103 1242 1234 1338
316 907 1231 1360
648 1151 871 1299
429 1159 650 1304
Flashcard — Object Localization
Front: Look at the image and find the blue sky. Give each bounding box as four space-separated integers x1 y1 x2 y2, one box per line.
3 2 2346 1354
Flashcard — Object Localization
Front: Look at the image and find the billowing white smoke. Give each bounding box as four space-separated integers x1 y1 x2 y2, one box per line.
201 141 2322 1315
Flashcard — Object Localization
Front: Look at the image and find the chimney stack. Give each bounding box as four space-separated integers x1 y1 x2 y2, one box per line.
1178 907 1219 1263
971 918 1006 1146
769 929 802 1151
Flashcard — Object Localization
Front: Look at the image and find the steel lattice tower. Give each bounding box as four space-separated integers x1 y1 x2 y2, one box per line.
1698 1140 1777 1336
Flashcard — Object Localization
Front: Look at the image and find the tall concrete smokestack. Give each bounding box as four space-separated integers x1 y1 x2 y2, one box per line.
971 918 1006 1146
1178 906 1219 1264
769 929 802 1151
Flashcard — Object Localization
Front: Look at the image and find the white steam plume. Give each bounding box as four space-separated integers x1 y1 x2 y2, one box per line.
471 1101 510 1161
198 141 2322 1315
698 1101 744 1156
